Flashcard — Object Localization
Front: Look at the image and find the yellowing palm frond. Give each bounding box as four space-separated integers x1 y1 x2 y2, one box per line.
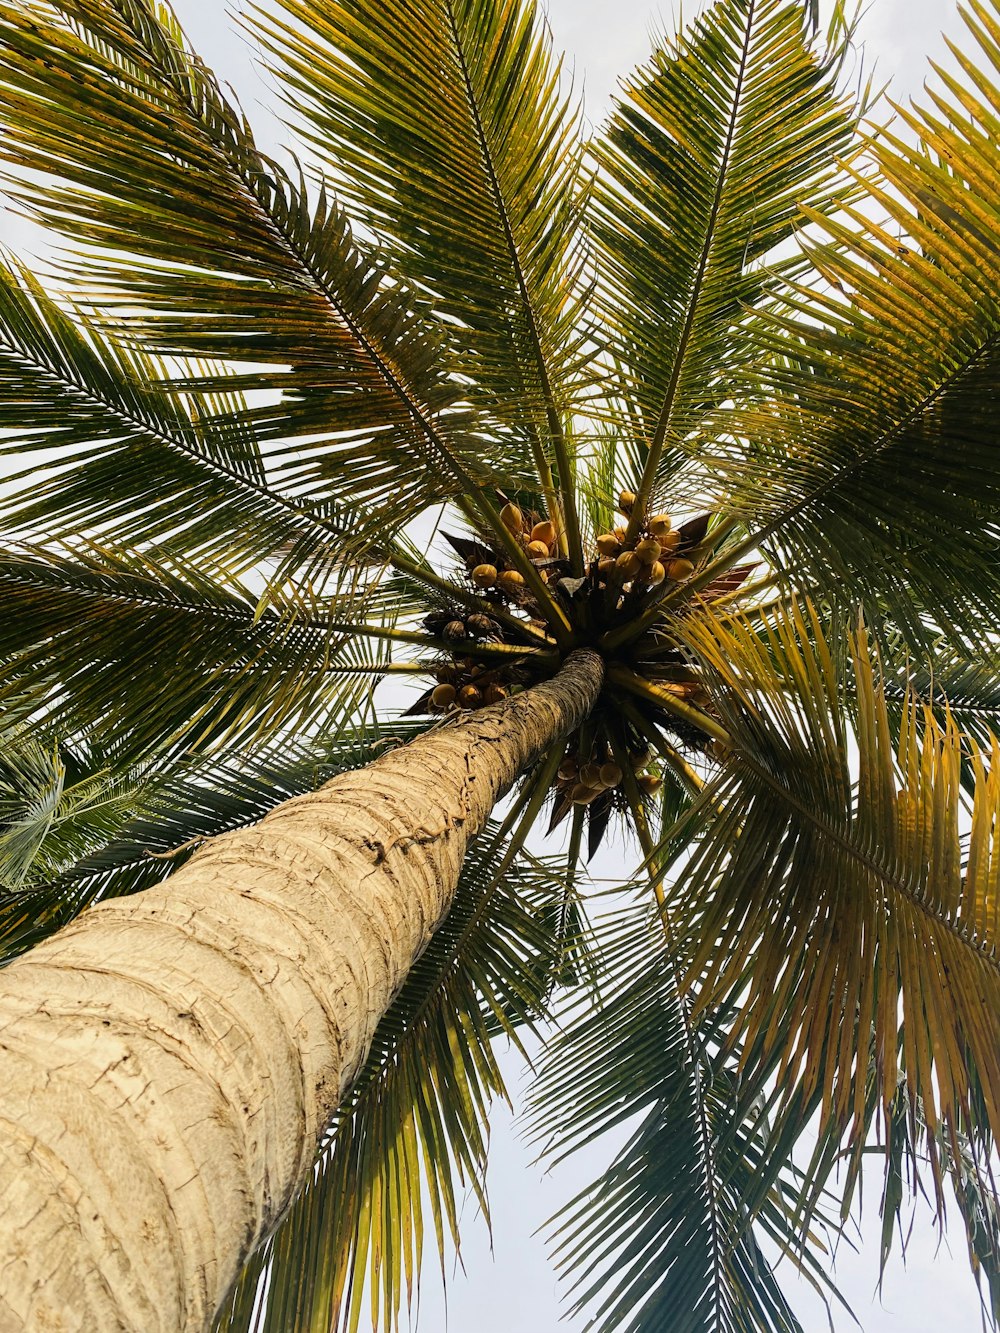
676 602 1000 1180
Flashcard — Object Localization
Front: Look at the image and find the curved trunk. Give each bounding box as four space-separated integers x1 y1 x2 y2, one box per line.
0 650 602 1332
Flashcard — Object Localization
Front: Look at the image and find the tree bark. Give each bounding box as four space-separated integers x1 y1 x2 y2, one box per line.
0 649 602 1332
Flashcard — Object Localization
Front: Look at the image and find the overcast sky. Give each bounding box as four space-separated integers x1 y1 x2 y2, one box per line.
3 0 990 1329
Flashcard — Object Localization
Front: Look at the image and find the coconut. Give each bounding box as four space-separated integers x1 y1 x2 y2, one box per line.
498 569 526 593
597 556 616 577
616 550 642 580
667 558 695 580
558 757 579 781
630 748 651 771
483 683 508 705
531 520 558 547
430 683 457 709
595 533 620 556
458 684 482 708
617 489 637 514
443 620 467 641
466 612 495 637
471 563 498 588
635 537 661 565
599 761 623 788
578 761 603 787
647 560 666 586
500 502 524 533
570 782 603 805
526 539 550 559
638 773 662 795
660 530 681 553
647 514 672 538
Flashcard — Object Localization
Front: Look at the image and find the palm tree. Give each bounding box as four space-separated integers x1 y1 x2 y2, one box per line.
1 0 1000 1327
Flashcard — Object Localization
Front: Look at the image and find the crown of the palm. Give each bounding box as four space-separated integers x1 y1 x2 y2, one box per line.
2 0 1000 1329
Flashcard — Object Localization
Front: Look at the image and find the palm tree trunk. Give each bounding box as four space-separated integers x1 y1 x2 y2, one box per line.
0 649 602 1333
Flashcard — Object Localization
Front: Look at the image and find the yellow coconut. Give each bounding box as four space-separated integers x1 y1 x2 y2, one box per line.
430 683 457 709
571 782 603 805
500 502 524 533
595 532 620 556
647 514 672 538
466 612 494 636
647 560 666 586
638 773 663 794
617 489 637 514
458 684 482 708
471 563 498 588
635 537 661 565
578 761 603 787
558 757 579 781
483 683 508 705
660 530 681 553
498 569 526 593
531 520 558 547
526 539 550 559
599 761 623 788
616 550 642 580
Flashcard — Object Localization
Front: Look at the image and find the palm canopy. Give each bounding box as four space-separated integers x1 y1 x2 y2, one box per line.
1 0 1000 1327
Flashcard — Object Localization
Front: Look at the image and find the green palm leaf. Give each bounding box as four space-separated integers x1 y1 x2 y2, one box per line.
0 257 345 562
248 0 592 558
529 900 846 1333
702 0 1000 649
0 540 397 758
588 0 858 534
0 0 531 528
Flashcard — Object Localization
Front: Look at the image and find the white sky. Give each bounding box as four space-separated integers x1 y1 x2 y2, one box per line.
2 0 990 1329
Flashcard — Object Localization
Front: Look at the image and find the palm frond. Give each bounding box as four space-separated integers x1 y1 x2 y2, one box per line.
0 257 344 563
0 540 394 758
588 0 858 533
674 601 1000 1185
248 0 593 559
0 732 143 892
0 0 531 527
704 0 1000 650
528 899 846 1333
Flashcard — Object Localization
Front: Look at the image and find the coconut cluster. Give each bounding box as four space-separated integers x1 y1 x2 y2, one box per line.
590 492 696 596
465 502 561 600
556 745 663 806
416 608 516 713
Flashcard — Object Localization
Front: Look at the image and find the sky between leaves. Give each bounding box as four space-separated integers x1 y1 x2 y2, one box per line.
0 0 988 1329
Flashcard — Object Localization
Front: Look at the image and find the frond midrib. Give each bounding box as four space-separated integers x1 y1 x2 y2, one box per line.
625 0 759 541
78 0 482 500
735 324 1000 569
440 0 583 566
733 747 1000 977
0 319 335 546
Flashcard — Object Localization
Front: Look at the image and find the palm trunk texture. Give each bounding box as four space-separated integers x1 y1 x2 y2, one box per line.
0 649 602 1332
